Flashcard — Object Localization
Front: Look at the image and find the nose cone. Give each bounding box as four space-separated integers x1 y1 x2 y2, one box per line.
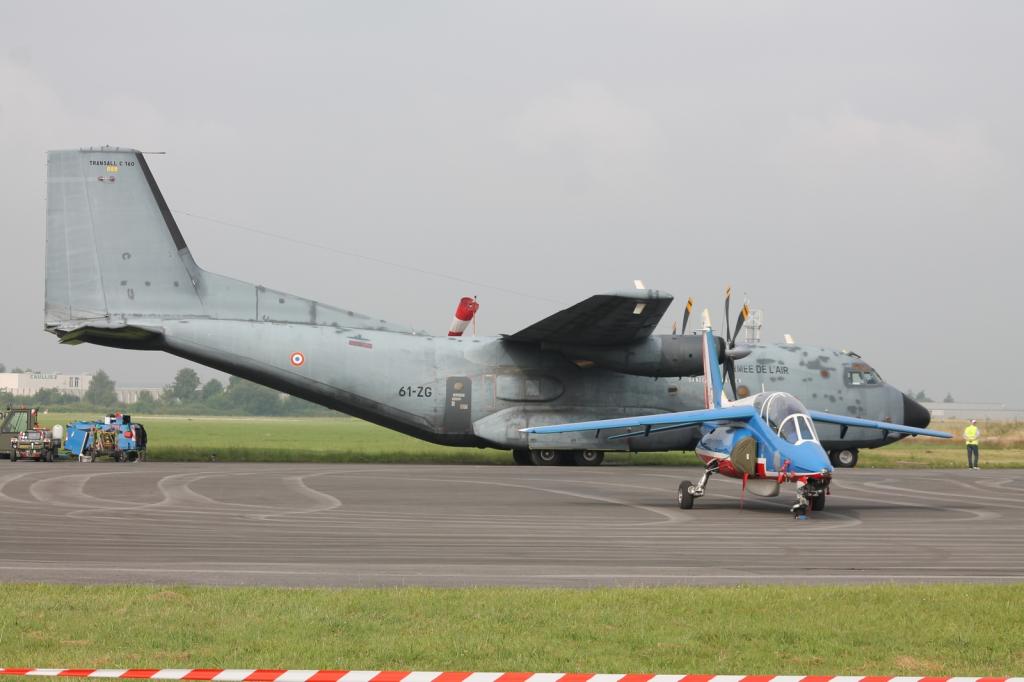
902 393 931 429
792 442 834 474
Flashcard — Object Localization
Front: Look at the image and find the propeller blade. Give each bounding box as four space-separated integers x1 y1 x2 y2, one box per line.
680 297 693 335
732 303 750 347
723 287 732 344
725 357 738 401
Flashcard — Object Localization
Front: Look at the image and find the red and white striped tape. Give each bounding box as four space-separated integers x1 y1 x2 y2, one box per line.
0 670 1019 682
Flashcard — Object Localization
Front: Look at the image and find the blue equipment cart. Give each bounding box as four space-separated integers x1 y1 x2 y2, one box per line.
64 414 148 462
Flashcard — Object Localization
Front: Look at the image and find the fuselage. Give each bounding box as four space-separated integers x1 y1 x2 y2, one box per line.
77 317 920 454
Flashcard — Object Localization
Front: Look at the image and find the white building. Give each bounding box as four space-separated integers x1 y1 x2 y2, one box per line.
0 372 92 398
0 372 161 404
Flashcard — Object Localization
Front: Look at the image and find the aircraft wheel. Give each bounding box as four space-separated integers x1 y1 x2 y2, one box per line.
830 448 858 468
512 449 532 466
530 450 566 466
677 480 695 509
573 450 604 466
810 494 826 512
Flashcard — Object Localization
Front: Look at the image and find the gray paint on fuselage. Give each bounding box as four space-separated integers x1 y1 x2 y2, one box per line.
135 314 905 453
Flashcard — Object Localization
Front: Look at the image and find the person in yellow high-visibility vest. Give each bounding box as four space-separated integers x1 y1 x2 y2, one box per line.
963 419 981 469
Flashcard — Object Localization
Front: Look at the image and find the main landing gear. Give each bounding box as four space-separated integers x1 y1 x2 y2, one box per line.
678 462 717 509
511 449 605 466
829 448 858 468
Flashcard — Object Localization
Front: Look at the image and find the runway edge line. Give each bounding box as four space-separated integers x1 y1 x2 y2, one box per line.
1 669 1020 682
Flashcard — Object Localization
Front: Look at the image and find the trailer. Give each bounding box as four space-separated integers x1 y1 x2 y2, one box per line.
64 414 148 462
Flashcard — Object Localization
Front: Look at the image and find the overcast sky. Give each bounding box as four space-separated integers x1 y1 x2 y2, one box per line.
1 2 1021 402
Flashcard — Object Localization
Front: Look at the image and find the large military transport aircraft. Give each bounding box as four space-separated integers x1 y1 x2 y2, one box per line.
44 147 932 467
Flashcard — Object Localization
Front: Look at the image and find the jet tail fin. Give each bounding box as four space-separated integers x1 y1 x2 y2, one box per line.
45 146 419 339
701 309 727 409
45 147 206 330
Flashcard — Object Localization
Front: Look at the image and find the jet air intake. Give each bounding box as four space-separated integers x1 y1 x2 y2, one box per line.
547 334 718 378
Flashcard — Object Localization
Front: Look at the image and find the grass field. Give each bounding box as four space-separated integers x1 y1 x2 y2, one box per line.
1 583 1022 675
34 414 1024 467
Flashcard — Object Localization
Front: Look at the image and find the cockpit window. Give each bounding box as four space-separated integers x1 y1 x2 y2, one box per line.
756 392 807 430
779 416 800 444
797 415 817 442
846 362 883 386
777 413 819 445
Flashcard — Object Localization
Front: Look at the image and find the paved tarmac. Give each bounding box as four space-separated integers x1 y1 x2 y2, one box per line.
1 463 1022 587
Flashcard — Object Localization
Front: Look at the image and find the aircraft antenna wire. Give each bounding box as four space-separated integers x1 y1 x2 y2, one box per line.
171 209 566 305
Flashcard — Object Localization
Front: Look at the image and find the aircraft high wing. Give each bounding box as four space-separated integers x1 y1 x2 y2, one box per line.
504 290 674 347
502 290 712 377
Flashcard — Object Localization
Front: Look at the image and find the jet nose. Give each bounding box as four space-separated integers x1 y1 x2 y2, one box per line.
902 393 931 429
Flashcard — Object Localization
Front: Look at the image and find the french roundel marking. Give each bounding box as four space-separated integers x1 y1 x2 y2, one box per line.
290 352 305 367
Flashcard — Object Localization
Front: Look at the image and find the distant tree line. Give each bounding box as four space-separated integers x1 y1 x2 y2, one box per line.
904 389 956 403
2 367 331 417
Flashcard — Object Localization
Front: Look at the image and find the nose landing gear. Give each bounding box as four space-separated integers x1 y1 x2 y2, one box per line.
791 478 829 517
678 462 718 509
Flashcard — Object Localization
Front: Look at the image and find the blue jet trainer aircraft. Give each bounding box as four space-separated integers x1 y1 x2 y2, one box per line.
524 311 952 516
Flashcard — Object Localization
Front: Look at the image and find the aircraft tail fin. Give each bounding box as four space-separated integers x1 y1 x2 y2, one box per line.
45 147 206 330
701 309 727 409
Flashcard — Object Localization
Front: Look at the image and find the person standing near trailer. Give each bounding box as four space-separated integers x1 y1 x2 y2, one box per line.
963 419 981 469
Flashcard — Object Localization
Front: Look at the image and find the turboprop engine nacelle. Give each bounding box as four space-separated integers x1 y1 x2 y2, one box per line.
546 334 718 378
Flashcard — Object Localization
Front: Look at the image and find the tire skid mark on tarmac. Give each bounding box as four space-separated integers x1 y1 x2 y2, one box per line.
52 471 346 521
0 471 40 502
856 480 1023 508
29 473 148 510
2 464 1022 586
336 471 683 525
254 473 343 519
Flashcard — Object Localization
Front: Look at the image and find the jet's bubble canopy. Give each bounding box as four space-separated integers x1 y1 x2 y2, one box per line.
755 392 807 430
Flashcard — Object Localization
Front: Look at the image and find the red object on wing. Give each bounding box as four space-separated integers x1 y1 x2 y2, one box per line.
448 297 480 336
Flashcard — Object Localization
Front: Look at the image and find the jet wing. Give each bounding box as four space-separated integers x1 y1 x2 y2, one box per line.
504 290 674 346
807 411 951 439
522 405 758 437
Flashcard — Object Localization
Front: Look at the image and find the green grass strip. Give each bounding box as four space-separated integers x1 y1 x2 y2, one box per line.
38 415 1024 467
1 584 1022 675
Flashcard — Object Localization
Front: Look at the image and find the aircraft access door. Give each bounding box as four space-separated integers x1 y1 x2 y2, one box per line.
444 376 472 433
730 436 758 475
